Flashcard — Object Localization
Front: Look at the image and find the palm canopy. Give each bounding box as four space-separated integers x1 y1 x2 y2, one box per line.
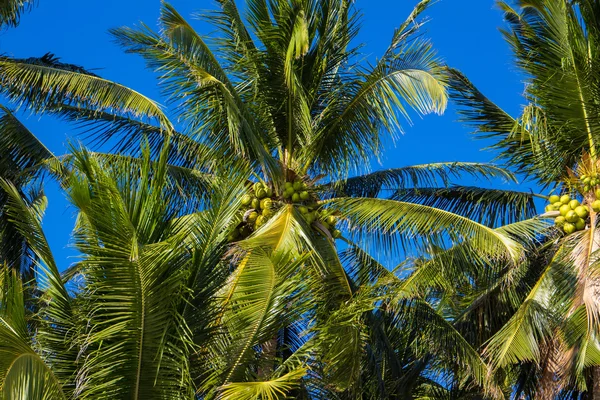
108 0 447 181
447 0 600 396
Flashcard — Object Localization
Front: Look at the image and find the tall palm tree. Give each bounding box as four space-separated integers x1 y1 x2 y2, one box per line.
446 0 600 397
100 0 547 397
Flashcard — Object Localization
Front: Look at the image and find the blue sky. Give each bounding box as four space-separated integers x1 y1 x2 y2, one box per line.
1 0 532 270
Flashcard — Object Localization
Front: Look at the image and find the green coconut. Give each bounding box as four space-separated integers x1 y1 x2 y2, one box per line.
564 222 576 234
241 194 252 206
560 204 571 216
565 210 579 223
260 198 272 210
569 199 580 209
575 205 589 218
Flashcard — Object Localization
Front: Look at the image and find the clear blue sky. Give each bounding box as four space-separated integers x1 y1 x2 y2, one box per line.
0 0 531 271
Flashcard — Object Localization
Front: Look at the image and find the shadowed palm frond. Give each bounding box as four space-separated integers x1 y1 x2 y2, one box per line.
0 0 35 28
325 162 517 198
392 185 539 227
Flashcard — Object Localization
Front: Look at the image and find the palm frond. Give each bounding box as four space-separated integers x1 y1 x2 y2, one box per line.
325 162 517 198
391 185 538 227
0 0 35 28
217 367 306 400
0 53 173 130
328 197 524 261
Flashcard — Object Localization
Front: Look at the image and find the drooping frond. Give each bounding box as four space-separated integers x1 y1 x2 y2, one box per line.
325 162 517 198
328 197 524 261
392 185 538 227
307 32 448 178
0 53 173 130
0 0 35 28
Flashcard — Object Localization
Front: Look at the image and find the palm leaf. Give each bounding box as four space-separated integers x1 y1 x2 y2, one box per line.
0 53 172 130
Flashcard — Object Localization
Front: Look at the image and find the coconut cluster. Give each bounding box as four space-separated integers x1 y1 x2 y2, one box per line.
545 193 600 234
580 173 600 193
227 180 341 242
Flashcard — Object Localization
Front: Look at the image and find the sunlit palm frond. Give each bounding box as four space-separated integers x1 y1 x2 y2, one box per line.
217 367 306 400
329 197 524 261
308 33 447 178
0 53 172 130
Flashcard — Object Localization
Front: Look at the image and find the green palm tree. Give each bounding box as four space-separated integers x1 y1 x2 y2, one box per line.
446 0 600 397
0 0 539 397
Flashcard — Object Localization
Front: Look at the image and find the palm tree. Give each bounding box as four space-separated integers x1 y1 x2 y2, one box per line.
0 144 257 399
446 0 600 397
0 0 539 397
100 0 546 396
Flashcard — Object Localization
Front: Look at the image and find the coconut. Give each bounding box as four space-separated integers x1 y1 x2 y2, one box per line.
565 210 579 223
549 194 561 204
575 205 589 218
560 194 571 204
545 204 555 212
292 193 301 202
596 188 600 198
593 200 600 212
248 211 258 222
575 218 586 230
284 182 293 189
241 194 252 206
569 199 580 209
326 215 337 226
332 229 342 239
298 206 308 214
265 187 273 197
553 202 563 209
293 181 303 191
253 182 263 193
252 198 260 209
300 191 310 200
256 189 267 199
559 204 571 216
555 216 566 226
564 222 576 234
260 198 272 210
